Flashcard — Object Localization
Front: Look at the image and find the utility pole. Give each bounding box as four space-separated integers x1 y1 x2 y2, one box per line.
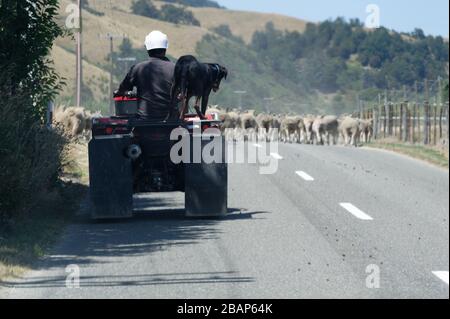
109 36 114 115
99 33 127 115
75 0 83 107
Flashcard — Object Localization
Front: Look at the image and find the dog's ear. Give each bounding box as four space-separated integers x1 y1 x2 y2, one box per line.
220 66 228 80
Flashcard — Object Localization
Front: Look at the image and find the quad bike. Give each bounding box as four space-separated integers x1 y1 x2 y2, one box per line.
88 93 227 220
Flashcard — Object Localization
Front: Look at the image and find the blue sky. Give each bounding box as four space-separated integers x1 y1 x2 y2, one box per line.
218 0 449 37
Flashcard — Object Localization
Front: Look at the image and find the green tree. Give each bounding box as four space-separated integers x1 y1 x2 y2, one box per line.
159 4 200 26
131 0 160 19
0 0 66 225
0 0 65 118
211 24 244 43
160 0 223 8
119 38 134 56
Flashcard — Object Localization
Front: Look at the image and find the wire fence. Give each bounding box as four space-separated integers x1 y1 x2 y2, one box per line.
357 78 449 146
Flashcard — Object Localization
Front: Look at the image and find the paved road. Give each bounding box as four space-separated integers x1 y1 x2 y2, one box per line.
1 144 448 298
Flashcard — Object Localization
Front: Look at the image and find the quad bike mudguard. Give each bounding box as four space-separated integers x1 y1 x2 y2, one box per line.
185 135 228 217
88 135 133 219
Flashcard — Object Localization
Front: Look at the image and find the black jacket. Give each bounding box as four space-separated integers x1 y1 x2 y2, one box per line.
117 56 175 119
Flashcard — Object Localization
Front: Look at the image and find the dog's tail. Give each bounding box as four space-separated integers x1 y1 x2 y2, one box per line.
171 64 189 100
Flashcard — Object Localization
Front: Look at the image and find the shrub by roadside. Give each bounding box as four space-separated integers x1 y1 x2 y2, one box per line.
0 86 69 233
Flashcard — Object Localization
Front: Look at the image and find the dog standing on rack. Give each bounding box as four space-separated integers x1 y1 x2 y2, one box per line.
171 55 228 119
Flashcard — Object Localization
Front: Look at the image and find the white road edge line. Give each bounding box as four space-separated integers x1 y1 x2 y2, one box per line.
295 171 315 181
270 153 283 160
432 271 449 285
340 203 373 221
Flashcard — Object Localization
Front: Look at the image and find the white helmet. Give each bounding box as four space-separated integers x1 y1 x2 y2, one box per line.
144 31 169 51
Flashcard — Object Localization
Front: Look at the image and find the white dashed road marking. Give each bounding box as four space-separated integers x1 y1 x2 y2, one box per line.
432 271 449 285
340 203 373 221
270 153 283 160
295 171 315 181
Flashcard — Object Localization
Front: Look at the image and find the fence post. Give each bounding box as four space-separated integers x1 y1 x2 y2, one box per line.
400 103 404 141
445 101 450 143
412 103 417 143
433 103 438 145
392 104 396 137
373 106 379 140
402 101 408 142
388 103 393 136
409 105 413 143
424 101 430 145
379 104 383 139
418 103 421 144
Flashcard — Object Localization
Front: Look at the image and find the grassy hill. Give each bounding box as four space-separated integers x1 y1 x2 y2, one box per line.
190 7 307 43
52 0 310 111
52 1 448 115
52 45 110 103
54 0 308 66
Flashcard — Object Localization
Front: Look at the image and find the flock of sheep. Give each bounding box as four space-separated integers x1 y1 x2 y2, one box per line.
53 106 101 139
206 107 374 147
53 105 373 147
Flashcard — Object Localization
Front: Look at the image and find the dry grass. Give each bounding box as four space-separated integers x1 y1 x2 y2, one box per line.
191 7 308 43
56 0 209 65
78 0 309 43
52 0 310 104
63 141 90 185
365 139 449 169
54 0 309 66
53 0 211 102
51 45 110 102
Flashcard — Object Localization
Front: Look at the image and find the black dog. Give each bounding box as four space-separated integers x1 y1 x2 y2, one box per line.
171 55 228 119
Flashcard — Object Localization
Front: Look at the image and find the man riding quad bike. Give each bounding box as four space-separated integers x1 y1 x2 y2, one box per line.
88 31 228 220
